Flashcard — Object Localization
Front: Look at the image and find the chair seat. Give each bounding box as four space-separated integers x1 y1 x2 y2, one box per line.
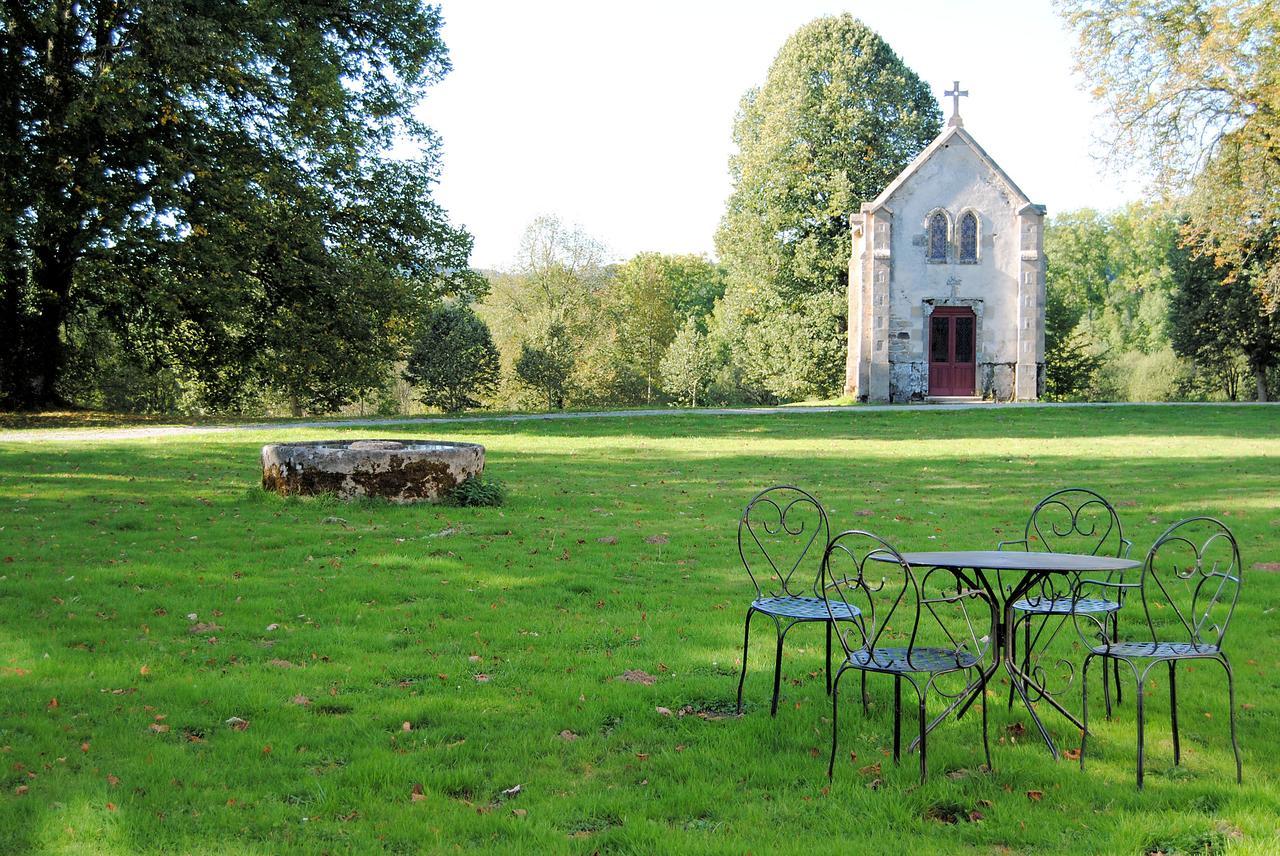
751 596 859 621
1012 595 1120 615
845 646 980 674
1091 641 1221 659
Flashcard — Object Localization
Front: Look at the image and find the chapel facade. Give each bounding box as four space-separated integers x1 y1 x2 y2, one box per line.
844 86 1045 402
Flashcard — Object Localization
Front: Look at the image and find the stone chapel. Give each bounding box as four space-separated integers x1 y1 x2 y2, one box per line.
844 83 1045 402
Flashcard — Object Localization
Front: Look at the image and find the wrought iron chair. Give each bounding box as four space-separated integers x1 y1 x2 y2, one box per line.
1076 517 1243 789
999 488 1134 715
823 530 995 782
735 486 858 717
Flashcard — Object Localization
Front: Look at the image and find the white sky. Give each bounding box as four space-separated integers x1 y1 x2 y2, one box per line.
419 0 1147 271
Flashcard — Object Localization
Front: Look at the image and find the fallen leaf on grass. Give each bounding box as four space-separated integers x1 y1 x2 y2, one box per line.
474 673 491 683
188 622 222 634
289 695 311 706
265 623 280 632
138 665 150 677
267 659 296 669
866 778 882 790
635 753 649 761
559 730 578 741
14 785 28 795
617 670 656 685
148 723 169 733
106 802 117 811
106 774 120 787
401 721 412 732
500 784 522 799
1063 748 1081 761
644 535 669 545
512 808 527 817
596 536 618 545
1026 790 1043 801
468 655 483 663
859 763 881 776
410 783 426 803
225 717 249 731
655 707 672 717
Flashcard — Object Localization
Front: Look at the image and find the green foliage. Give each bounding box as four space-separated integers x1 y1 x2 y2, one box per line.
0 1 478 410
660 318 714 407
1045 205 1181 356
708 284 846 402
1169 244 1280 400
716 14 940 300
515 323 575 410
444 475 507 507
1042 288 1103 400
403 303 501 413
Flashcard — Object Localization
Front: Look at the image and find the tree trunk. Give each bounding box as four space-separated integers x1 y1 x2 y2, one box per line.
5 241 76 409
1256 367 1269 402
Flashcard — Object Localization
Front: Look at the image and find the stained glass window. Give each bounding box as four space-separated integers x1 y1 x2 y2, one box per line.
959 211 978 262
928 212 948 262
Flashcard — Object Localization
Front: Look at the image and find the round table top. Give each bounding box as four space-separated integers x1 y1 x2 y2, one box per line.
872 550 1140 573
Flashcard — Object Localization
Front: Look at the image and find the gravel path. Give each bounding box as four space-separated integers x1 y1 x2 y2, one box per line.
0 400 1274 444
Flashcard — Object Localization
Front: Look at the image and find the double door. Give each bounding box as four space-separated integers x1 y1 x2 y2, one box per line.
928 308 976 396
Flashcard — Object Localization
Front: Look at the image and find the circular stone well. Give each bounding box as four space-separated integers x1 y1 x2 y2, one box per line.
261 439 485 503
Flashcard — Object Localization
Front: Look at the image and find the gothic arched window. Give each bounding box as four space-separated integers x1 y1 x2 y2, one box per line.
927 212 948 262
959 211 978 263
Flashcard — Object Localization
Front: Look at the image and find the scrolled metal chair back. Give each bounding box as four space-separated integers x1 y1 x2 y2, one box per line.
822 531 995 672
1027 488 1128 557
1140 517 1241 652
738 486 830 599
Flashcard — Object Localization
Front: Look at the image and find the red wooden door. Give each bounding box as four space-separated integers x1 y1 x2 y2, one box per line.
928 308 976 396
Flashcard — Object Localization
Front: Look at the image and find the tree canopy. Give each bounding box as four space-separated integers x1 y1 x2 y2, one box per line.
716 14 940 299
1058 0 1280 308
0 0 478 410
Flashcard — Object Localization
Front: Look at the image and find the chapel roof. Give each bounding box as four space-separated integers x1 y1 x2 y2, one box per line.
859 124 1044 216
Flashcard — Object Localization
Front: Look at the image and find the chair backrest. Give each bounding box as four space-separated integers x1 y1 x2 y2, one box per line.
1140 517 1241 651
1024 488 1130 558
822 530 995 671
738 485 829 600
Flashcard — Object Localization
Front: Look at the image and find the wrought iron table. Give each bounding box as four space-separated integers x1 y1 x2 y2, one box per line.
872 549 1141 759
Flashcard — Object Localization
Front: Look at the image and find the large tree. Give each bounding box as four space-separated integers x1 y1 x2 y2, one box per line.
716 14 940 299
0 1 478 410
1058 0 1280 308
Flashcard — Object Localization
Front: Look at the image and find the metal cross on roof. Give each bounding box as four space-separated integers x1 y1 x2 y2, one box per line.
945 80 968 127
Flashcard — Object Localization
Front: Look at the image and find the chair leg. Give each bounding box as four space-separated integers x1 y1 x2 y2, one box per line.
918 686 928 783
770 625 786 717
893 675 902 762
1080 653 1093 771
1135 674 1146 789
1220 655 1243 784
1102 630 1113 719
1168 660 1180 766
860 671 868 716
735 608 755 715
828 668 844 779
825 621 832 696
1007 615 1020 711
980 668 992 772
1112 613 1123 707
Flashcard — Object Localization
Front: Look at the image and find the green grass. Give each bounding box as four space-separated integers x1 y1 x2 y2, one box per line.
0 406 1277 854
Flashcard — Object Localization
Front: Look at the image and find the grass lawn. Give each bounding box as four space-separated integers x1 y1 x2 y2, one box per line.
0 405 1277 854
